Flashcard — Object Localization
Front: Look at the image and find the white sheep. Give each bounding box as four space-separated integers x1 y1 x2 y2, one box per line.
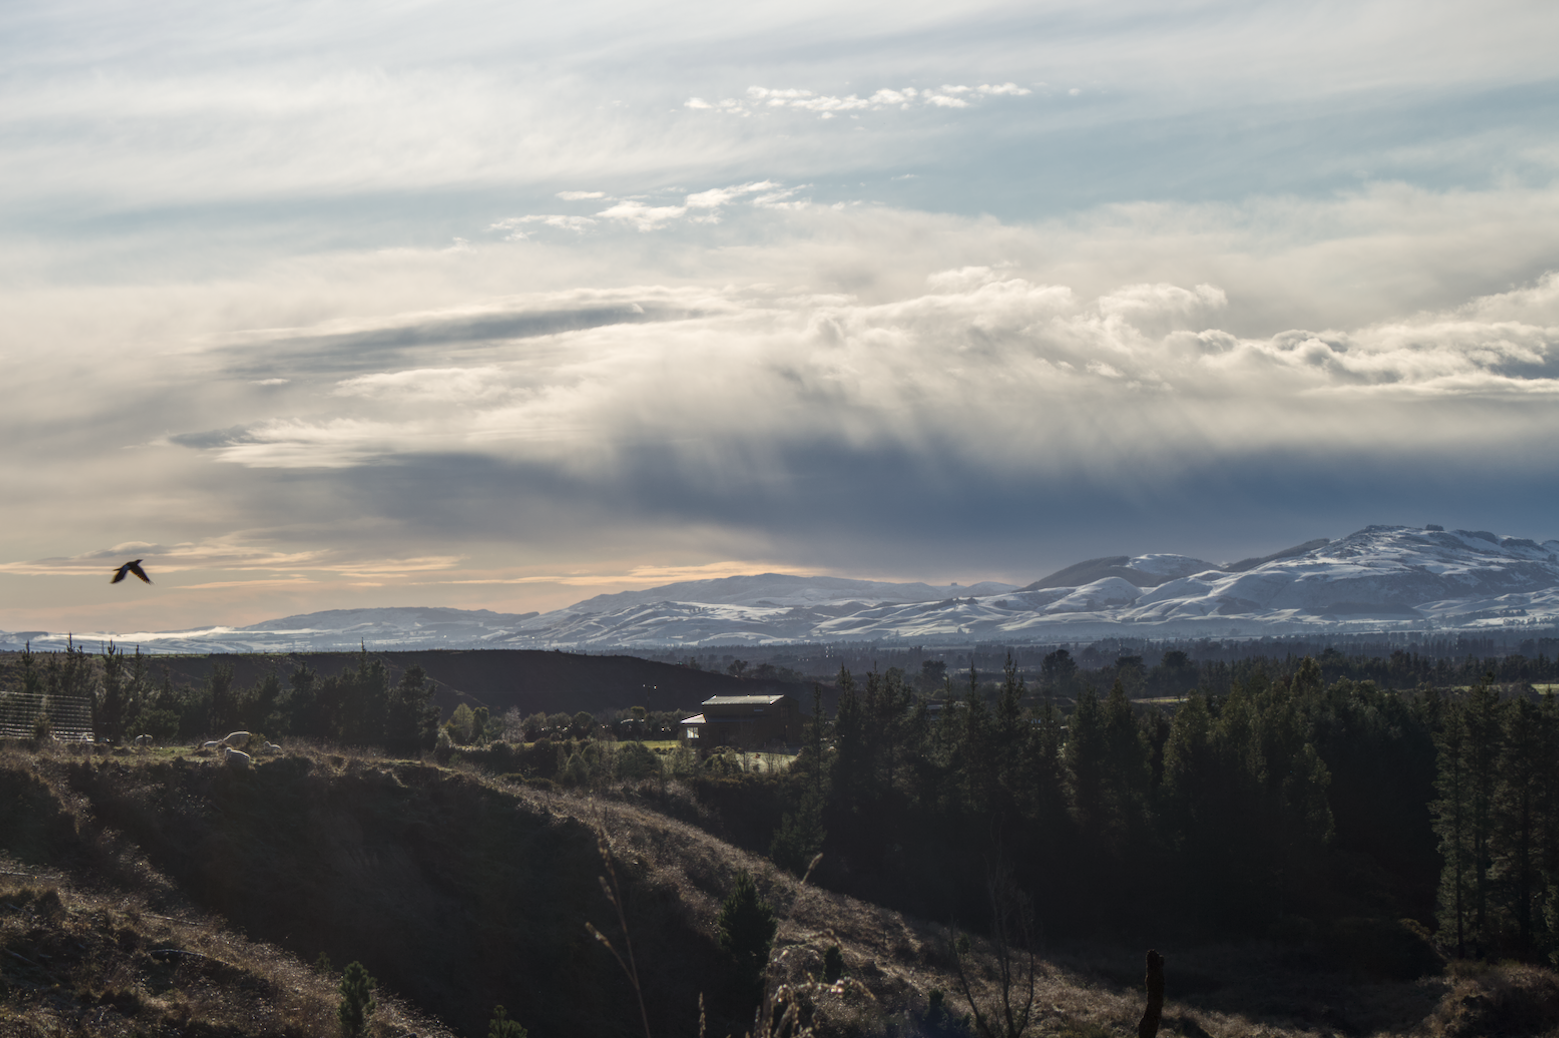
202 740 220 752
262 742 283 754
133 734 154 748
218 731 252 749
223 747 251 769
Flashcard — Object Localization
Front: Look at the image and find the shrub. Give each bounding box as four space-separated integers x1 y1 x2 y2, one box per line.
560 753 591 788
616 741 662 782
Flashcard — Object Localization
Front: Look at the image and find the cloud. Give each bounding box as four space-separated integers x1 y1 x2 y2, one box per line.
176 577 319 591
594 200 689 231
332 366 510 402
431 560 813 587
160 263 1559 503
7 163 1559 623
494 180 809 236
556 191 605 200
687 82 1032 118
0 540 328 576
490 215 597 239
0 539 463 579
684 181 781 209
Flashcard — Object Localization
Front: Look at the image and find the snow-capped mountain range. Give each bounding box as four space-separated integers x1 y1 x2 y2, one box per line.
7 525 1559 653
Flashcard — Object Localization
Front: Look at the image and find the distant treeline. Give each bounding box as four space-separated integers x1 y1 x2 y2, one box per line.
1027 645 1559 701
9 642 439 753
657 632 1559 691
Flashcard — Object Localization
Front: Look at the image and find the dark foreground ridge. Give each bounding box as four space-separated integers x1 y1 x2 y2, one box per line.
5 741 1559 1037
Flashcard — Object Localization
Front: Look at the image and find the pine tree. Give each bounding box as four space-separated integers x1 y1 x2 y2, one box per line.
385 665 438 754
718 869 777 1004
1538 691 1559 964
1101 678 1150 832
830 668 869 813
488 1004 527 1038
283 663 319 738
208 661 236 734
811 682 826 801
1065 687 1106 834
769 791 825 877
1163 693 1216 839
96 641 131 744
337 961 376 1038
1464 679 1503 953
994 654 1029 808
1494 696 1556 958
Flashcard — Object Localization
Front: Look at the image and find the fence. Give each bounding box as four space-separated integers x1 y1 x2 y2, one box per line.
0 690 96 742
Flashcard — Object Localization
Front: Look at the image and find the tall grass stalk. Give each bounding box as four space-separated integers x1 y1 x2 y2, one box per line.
591 822 823 1038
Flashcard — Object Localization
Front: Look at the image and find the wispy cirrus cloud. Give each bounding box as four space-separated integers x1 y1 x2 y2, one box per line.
430 560 813 587
0 539 463 581
489 215 597 239
686 83 1033 118
491 180 810 238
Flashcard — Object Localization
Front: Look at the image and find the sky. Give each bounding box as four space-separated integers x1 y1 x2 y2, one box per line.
3 0 1559 634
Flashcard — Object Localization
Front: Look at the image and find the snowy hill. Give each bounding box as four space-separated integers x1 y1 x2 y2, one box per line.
566 573 1020 610
8 526 1559 652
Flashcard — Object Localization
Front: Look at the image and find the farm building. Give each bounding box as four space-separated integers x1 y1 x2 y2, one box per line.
680 694 801 748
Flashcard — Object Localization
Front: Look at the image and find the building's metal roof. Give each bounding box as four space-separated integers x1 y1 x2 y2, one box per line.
701 695 790 707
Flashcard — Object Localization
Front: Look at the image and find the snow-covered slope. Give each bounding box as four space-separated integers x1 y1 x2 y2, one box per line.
0 607 541 654
566 573 1020 610
509 526 1559 645
7 526 1559 652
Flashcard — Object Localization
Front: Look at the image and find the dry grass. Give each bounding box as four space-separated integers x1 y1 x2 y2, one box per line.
0 869 451 1037
1424 961 1559 1038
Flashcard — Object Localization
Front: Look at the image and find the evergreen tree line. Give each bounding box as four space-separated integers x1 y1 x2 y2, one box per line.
1432 680 1559 962
26 643 440 754
1167 647 1559 698
1027 645 1559 701
777 656 1453 959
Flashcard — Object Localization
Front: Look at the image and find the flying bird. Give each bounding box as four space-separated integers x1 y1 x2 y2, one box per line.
111 559 152 585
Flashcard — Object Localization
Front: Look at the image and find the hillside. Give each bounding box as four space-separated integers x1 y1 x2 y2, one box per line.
5 741 1558 1037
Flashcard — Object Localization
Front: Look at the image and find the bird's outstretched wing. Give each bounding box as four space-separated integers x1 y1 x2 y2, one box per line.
111 560 152 585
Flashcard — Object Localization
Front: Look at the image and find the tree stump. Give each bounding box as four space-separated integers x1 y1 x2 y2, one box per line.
1137 949 1164 1038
